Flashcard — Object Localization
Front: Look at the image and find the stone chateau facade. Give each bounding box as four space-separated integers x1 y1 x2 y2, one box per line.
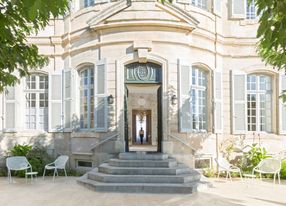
0 0 285 171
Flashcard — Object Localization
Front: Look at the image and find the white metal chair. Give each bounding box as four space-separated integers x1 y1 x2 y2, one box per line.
6 156 32 183
252 158 281 184
43 155 69 182
215 157 242 181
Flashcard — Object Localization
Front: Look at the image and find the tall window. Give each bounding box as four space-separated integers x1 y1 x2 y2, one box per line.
246 0 256 19
80 67 94 129
247 75 272 132
191 67 207 131
25 74 48 130
191 0 208 10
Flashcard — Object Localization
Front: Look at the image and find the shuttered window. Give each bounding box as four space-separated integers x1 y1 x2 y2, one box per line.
230 0 246 19
191 67 207 131
246 75 272 132
179 61 208 133
80 67 95 129
79 61 108 132
24 75 49 131
279 74 286 134
231 71 247 134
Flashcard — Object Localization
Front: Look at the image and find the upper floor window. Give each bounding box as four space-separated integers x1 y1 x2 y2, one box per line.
246 0 256 19
84 0 94 8
25 74 48 131
191 0 208 10
247 75 272 132
191 67 207 131
79 67 94 129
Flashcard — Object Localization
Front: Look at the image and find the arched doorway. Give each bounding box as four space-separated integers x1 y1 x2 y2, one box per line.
124 62 162 152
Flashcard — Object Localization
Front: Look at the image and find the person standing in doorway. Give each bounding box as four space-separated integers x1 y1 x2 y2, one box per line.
139 127 144 144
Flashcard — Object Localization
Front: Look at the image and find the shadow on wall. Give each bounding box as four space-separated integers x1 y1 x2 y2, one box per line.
0 132 56 157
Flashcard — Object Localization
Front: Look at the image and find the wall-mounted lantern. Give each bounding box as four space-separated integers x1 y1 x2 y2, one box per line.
108 95 114 104
171 95 177 105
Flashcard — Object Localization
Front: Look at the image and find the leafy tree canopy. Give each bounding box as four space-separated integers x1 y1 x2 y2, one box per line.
0 0 69 92
255 0 286 101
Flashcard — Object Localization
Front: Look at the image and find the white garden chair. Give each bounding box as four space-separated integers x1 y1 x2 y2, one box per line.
43 155 69 182
252 158 281 184
215 157 242 181
6 156 32 183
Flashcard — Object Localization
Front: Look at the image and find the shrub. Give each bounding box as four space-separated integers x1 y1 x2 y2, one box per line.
202 168 215 178
10 144 32 156
241 143 270 172
26 146 54 175
280 160 286 179
9 144 54 177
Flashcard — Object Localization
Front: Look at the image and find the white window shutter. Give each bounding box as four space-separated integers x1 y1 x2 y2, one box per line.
213 71 223 133
213 0 222 16
63 69 75 132
4 86 16 132
231 70 247 134
230 0 246 19
95 59 108 132
279 74 286 134
178 59 192 132
48 72 63 132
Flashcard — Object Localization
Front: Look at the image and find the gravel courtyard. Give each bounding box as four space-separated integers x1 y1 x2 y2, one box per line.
0 177 285 206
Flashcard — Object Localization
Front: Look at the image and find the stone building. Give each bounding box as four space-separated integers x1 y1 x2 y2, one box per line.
0 0 285 171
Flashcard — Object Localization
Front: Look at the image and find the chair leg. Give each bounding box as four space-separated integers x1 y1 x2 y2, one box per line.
229 172 232 182
43 168 46 180
273 173 276 184
25 169 27 183
239 171 242 180
278 173 281 185
64 169 67 179
53 169 56 182
7 170 11 183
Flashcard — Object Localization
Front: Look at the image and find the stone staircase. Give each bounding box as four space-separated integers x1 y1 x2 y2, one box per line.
77 152 203 194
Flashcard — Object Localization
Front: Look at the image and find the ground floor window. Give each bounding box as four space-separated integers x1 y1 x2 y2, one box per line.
247 74 272 132
191 67 207 131
80 67 94 129
25 75 48 131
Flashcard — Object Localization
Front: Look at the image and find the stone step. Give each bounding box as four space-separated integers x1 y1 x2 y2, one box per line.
109 158 177 168
98 163 192 175
77 176 197 194
87 171 201 183
119 152 168 160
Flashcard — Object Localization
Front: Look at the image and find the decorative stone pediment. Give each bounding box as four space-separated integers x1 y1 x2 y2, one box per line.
88 0 199 31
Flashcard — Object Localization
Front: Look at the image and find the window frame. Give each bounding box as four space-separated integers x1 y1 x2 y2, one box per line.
24 74 49 131
246 74 272 133
79 66 95 130
191 0 208 10
246 0 256 20
191 67 208 132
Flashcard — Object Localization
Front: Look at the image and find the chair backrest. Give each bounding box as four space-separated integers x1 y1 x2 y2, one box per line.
215 157 231 170
54 155 69 169
6 156 30 170
257 158 281 173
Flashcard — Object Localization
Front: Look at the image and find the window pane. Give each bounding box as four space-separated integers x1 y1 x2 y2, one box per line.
80 67 95 129
25 75 48 130
247 74 272 132
191 67 207 131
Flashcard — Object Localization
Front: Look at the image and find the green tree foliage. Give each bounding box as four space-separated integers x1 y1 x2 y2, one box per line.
0 0 69 92
254 0 286 100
